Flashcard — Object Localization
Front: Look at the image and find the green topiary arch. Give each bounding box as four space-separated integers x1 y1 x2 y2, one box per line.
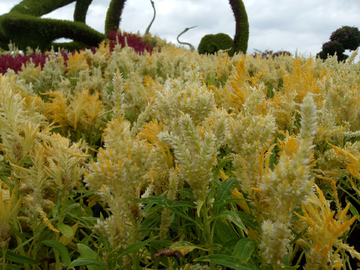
0 0 249 54
0 0 107 51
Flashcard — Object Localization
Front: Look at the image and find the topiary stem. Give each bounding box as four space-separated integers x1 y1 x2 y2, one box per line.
229 0 249 54
105 0 127 33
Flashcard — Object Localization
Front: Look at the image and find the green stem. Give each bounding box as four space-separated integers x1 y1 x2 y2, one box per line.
2 242 8 270
10 172 28 269
202 204 214 270
54 196 66 270
131 220 140 269
54 233 61 270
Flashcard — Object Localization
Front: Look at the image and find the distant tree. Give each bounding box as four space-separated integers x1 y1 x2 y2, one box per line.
317 26 360 62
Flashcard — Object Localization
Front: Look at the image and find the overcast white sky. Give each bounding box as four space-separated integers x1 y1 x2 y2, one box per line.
1 0 360 57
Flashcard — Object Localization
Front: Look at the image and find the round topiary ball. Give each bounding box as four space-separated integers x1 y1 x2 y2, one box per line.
330 26 360 51
198 33 234 56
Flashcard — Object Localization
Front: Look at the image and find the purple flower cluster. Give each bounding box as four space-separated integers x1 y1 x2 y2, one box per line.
0 53 49 75
106 30 155 54
0 51 70 75
0 30 158 74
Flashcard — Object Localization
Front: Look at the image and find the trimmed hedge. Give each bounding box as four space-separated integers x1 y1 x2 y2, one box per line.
74 0 93 23
105 0 127 33
0 13 105 51
198 33 234 56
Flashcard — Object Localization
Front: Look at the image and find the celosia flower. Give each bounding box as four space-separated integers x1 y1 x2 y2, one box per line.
44 133 89 195
0 184 20 247
65 50 89 75
259 94 317 266
294 185 359 269
85 116 156 249
153 64 216 126
158 112 218 201
67 89 105 130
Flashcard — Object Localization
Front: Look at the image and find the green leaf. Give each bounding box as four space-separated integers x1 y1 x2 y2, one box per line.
195 254 259 270
197 200 205 217
42 240 71 266
232 238 256 262
213 158 232 177
177 189 196 201
140 212 161 231
169 206 201 228
349 203 360 222
134 195 201 227
67 258 107 269
59 222 79 246
64 203 80 216
216 178 239 202
77 243 105 270
0 264 22 270
74 191 96 201
12 235 35 252
237 211 257 230
214 178 239 214
142 203 163 216
4 250 39 265
78 243 99 258
211 210 247 233
58 223 73 238
172 201 196 208
170 241 207 256
214 198 248 208
214 220 240 244
119 237 156 257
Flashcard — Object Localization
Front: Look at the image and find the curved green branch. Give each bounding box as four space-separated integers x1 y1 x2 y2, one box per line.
105 0 127 33
177 26 196 51
145 0 156 35
0 0 105 51
1 13 105 51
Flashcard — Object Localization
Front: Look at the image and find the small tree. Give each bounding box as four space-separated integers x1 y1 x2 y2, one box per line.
330 26 360 51
318 26 360 61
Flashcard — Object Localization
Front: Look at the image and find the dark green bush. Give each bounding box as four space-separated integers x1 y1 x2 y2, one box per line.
322 40 345 56
198 33 234 56
318 40 348 61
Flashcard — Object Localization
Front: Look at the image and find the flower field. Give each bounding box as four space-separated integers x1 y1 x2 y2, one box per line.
1 33 360 269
